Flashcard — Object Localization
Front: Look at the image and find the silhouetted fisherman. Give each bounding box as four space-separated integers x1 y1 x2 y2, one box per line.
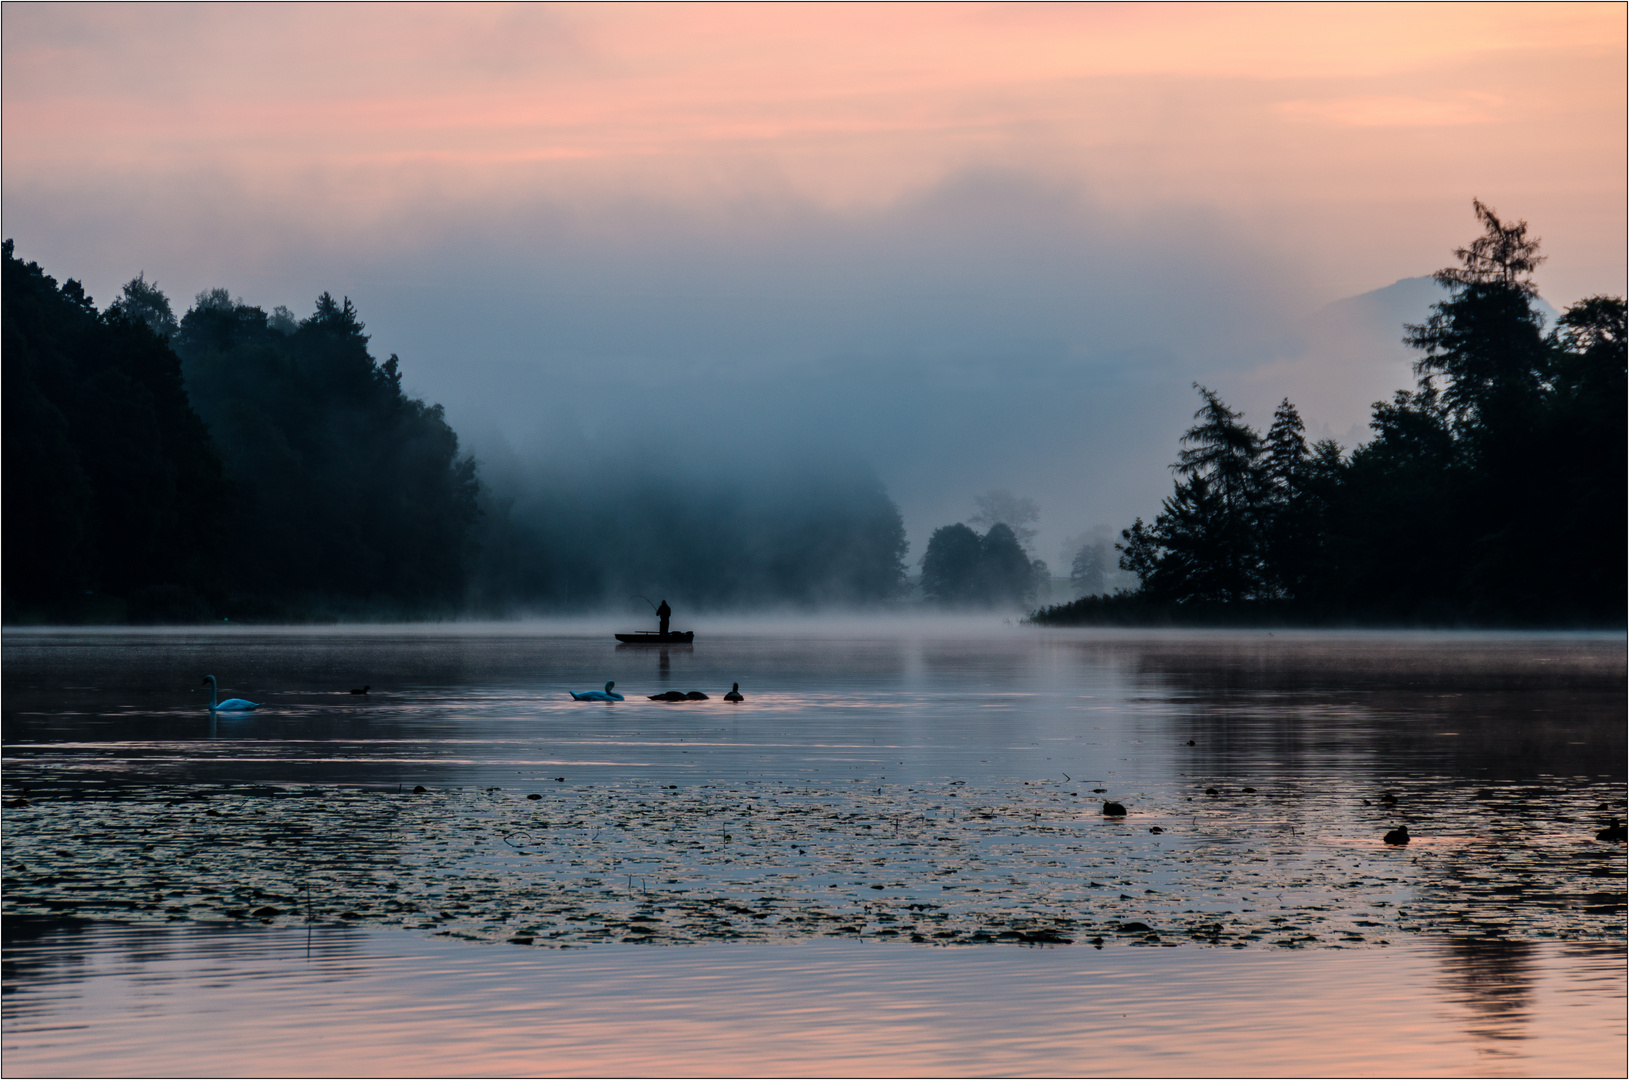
657 599 671 636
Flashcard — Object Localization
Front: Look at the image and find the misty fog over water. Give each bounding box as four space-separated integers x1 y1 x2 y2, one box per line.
11 187 1618 625
7 175 1496 569
4 7 1624 1074
295 185 1467 561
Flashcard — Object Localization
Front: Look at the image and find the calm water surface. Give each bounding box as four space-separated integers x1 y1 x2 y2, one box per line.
3 621 1625 1075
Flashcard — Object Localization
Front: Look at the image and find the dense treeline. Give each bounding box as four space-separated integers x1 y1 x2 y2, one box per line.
3 242 229 621
10 200 1615 625
169 289 480 616
1034 203 1626 627
3 243 481 621
3 242 912 620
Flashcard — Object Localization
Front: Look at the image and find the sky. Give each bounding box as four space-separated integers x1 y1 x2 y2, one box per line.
4 3 1624 564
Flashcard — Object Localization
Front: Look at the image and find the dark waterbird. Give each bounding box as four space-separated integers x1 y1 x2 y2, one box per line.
648 690 710 701
350 685 370 695
724 683 744 702
1102 801 1127 817
1595 818 1626 842
1383 825 1410 845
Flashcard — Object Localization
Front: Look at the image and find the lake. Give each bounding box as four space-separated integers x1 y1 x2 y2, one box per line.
3 621 1625 1075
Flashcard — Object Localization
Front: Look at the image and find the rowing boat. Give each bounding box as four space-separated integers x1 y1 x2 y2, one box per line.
614 631 695 644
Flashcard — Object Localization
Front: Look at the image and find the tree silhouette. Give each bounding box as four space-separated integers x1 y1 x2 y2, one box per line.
921 520 1041 607
922 523 983 604
3 241 227 620
173 288 481 613
107 273 178 340
1165 385 1262 602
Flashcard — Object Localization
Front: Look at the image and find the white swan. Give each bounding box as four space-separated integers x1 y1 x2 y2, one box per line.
202 675 260 711
570 680 624 702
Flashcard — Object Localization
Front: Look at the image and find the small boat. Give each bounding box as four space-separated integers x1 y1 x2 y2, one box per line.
615 631 695 644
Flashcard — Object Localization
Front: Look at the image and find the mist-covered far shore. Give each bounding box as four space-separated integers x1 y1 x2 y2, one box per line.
5 201 1622 630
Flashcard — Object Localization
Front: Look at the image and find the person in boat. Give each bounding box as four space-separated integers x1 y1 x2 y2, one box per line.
657 599 671 636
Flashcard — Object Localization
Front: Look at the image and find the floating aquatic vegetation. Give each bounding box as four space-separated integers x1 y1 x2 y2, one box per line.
3 773 1623 950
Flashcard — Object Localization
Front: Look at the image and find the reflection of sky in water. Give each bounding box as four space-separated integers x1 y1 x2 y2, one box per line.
3 625 1624 1071
3 920 1623 1077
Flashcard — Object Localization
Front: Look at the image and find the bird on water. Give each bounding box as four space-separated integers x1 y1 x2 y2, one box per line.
201 675 260 712
1383 825 1410 845
350 685 370 695
1102 800 1127 817
1596 818 1626 842
724 683 744 702
570 681 624 702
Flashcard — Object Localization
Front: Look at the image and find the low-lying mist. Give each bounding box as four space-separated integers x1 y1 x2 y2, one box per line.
469 443 909 614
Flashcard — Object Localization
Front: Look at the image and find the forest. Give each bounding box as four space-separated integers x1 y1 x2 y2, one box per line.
2 241 908 621
1033 203 1626 627
4 200 1620 626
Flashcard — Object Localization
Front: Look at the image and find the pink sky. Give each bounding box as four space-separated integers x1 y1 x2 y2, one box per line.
5 3 1623 300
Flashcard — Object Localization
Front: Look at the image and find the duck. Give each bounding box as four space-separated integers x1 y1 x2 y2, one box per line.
201 675 260 712
1595 818 1626 842
570 681 624 702
1102 800 1127 817
724 683 744 702
648 690 710 702
1382 825 1410 845
350 685 370 695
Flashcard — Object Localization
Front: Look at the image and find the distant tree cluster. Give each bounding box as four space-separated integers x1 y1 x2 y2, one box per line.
1036 203 1626 626
1063 525 1137 598
920 519 1046 608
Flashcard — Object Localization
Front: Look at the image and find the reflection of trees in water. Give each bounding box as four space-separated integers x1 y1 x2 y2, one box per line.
1 916 94 996
1434 936 1536 1049
2 917 374 1022
1082 636 1626 782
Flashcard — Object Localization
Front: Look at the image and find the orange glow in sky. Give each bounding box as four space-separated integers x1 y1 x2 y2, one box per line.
4 3 1623 299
